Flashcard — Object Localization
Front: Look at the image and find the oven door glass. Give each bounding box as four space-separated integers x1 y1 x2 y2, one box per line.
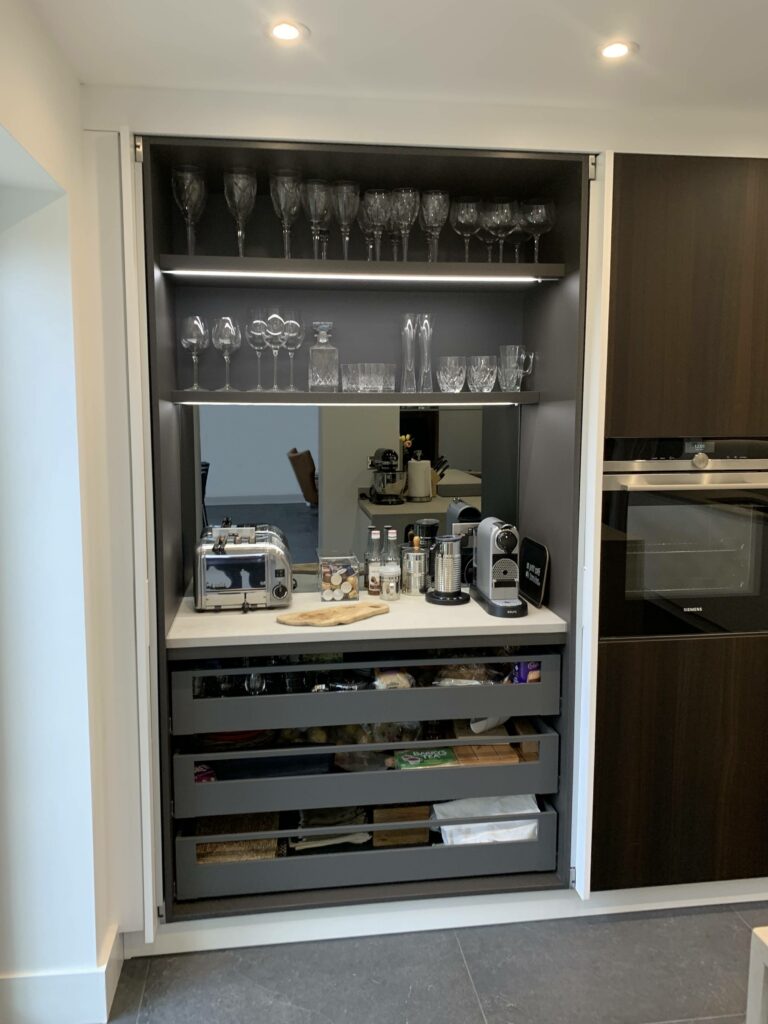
600 484 768 637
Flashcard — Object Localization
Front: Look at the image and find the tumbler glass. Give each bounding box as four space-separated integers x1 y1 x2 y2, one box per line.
436 355 467 393
341 363 361 392
382 364 397 392
467 355 498 393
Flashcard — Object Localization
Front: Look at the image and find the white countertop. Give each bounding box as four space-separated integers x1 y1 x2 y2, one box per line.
166 591 567 649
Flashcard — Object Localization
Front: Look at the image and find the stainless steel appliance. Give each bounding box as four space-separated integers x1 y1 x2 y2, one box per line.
446 498 482 583
472 517 528 618
195 524 293 611
425 535 470 605
601 437 768 637
401 546 428 595
367 448 407 505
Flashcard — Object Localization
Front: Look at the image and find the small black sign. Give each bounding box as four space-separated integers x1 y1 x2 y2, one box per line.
519 537 549 609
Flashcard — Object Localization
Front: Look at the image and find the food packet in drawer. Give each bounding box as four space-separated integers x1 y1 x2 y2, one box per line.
432 664 503 687
372 669 415 690
506 661 542 684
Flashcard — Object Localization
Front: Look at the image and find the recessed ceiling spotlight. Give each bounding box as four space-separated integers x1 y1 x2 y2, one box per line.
600 40 637 60
270 20 309 42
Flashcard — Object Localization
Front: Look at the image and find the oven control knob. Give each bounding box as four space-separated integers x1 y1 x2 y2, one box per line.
272 584 288 600
692 452 710 469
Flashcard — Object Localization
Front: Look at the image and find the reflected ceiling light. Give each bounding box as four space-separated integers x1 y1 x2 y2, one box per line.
600 40 637 59
270 20 308 42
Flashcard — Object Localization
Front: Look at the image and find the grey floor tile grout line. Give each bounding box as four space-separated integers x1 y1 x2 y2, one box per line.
637 1014 745 1024
133 958 150 1024
453 929 490 1024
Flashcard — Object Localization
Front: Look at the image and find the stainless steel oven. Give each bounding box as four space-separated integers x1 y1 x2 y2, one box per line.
600 438 768 638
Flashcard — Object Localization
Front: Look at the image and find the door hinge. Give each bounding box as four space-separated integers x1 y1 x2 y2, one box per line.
157 901 166 920
134 136 144 163
569 866 577 887
588 154 597 181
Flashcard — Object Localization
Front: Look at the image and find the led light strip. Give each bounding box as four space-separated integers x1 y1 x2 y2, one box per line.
163 268 544 285
173 399 522 408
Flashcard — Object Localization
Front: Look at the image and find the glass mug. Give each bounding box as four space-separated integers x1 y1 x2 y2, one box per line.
467 355 498 393
499 345 534 391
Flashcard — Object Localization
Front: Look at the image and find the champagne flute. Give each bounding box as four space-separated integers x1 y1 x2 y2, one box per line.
223 169 257 257
281 310 305 392
331 181 360 260
362 189 391 261
449 197 481 262
420 191 450 262
211 317 241 392
302 180 332 260
171 166 206 256
391 187 420 262
245 309 269 391
270 171 302 259
179 315 209 391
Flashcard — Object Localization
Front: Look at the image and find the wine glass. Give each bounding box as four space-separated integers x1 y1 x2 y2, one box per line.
302 180 332 261
476 224 496 262
483 199 518 263
521 200 556 262
264 309 286 392
223 169 257 257
420 191 450 262
362 189 391 261
449 198 481 262
179 315 209 391
171 166 206 256
270 171 302 259
356 206 374 261
331 181 359 260
386 209 400 261
509 205 529 263
281 310 305 392
245 309 269 391
390 187 420 262
211 317 241 391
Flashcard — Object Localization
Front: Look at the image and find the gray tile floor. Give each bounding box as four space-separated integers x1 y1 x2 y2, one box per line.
110 902 768 1023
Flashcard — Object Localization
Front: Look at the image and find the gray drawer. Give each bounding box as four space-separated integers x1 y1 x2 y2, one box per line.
173 720 559 817
175 802 557 900
171 654 561 735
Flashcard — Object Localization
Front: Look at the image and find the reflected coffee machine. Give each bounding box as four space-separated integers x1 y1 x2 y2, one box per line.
367 448 407 505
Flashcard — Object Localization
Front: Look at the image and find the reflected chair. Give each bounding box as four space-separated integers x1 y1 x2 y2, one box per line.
287 448 319 507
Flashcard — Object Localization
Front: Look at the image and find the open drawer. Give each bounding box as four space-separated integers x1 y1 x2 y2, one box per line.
170 654 561 735
175 800 558 900
173 719 559 817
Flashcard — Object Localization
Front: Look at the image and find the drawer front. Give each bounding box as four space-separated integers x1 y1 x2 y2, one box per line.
171 655 561 735
173 724 559 817
175 805 557 899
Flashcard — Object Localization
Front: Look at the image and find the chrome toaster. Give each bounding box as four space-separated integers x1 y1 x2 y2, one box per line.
194 524 293 611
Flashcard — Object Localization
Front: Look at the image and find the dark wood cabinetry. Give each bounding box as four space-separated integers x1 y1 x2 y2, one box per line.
606 154 768 438
591 635 768 891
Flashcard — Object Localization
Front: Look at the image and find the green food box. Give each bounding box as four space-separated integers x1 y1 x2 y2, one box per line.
394 748 458 770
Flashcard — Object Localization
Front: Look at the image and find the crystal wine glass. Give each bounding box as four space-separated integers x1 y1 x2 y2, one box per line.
391 187 420 262
509 205 529 263
302 180 332 261
264 309 286 392
281 310 305 392
386 209 400 261
521 200 556 262
331 181 359 260
179 315 209 391
172 166 206 256
476 223 496 262
420 191 450 262
223 169 258 257
270 171 302 259
449 198 481 262
483 199 518 263
245 309 269 391
362 189 391 261
211 316 241 391
357 206 375 260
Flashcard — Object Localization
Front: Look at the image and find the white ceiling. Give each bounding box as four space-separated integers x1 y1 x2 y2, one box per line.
31 0 768 112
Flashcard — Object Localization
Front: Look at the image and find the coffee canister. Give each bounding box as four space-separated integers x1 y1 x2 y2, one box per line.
401 547 428 595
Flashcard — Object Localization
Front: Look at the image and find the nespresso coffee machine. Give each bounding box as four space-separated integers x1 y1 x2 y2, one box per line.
471 517 528 618
367 448 407 505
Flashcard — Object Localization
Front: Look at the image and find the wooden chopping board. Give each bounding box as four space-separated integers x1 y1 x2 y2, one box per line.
276 601 390 627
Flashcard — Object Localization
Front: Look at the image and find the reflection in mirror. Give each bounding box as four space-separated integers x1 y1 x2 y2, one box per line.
198 406 494 590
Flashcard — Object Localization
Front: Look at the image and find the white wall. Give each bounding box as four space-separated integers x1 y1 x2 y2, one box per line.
200 406 319 503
